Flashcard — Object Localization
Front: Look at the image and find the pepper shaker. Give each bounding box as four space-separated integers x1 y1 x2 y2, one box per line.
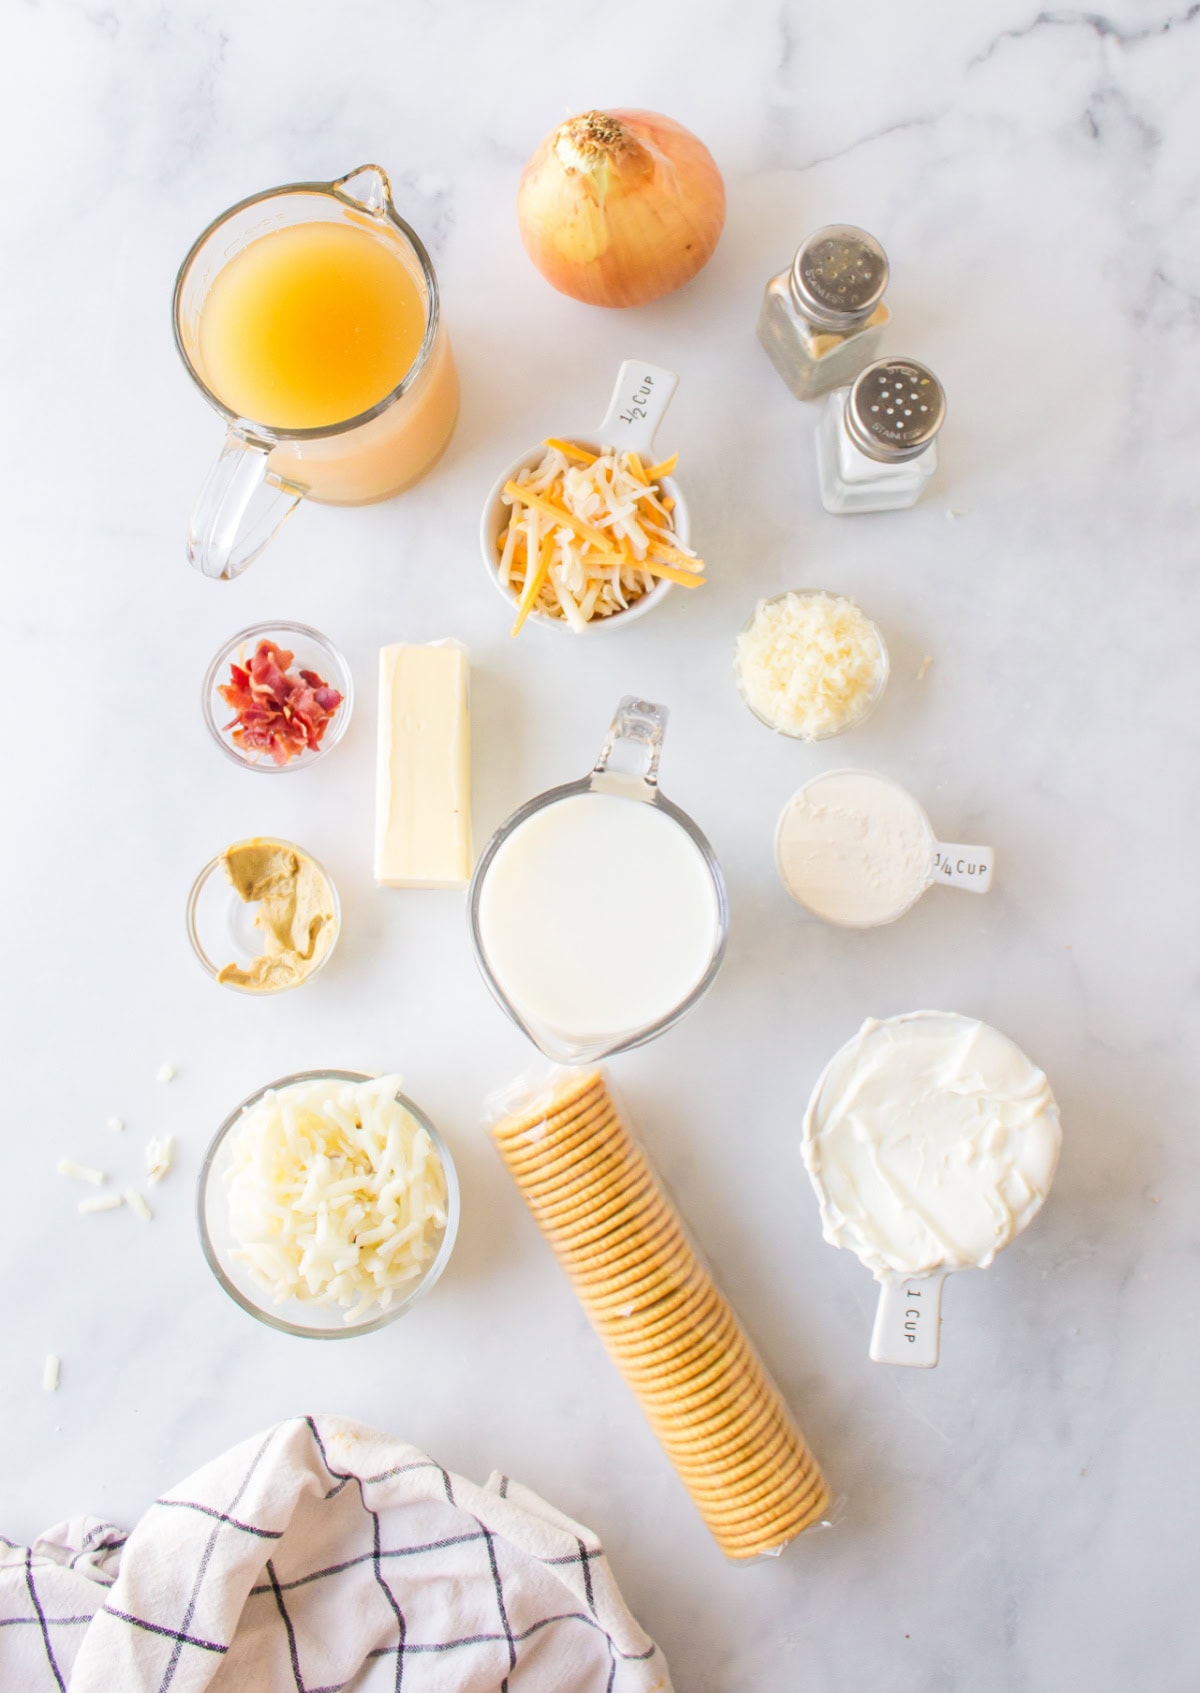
816 358 946 514
757 226 890 400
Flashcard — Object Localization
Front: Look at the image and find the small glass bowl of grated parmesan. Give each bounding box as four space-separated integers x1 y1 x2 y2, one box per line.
734 589 889 741
197 1071 459 1336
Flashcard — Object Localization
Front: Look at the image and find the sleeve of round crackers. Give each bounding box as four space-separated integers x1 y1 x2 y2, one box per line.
488 1068 831 1560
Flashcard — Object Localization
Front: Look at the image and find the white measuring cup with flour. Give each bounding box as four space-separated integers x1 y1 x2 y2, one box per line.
802 1011 1062 1367
775 769 994 927
479 360 689 632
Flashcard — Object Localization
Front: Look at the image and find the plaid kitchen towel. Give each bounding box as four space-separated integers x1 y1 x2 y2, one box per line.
0 1414 672 1692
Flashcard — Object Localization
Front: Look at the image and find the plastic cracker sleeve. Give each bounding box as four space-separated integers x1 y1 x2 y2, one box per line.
485 1066 833 1560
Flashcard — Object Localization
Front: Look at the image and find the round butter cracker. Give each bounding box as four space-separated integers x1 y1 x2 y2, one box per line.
500 1097 620 1174
493 1072 607 1145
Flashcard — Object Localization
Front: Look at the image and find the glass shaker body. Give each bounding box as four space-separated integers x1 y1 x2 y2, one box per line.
816 359 945 515
757 226 890 401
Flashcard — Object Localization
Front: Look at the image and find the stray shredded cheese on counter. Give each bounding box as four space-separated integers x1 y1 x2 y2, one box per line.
146 1136 174 1186
57 1158 107 1186
223 1075 449 1324
735 591 885 740
496 441 704 635
125 1188 154 1223
43 1355 60 1393
78 1192 124 1215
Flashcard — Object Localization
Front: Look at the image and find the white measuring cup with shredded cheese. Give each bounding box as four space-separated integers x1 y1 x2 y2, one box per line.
802 1012 1062 1367
479 359 691 633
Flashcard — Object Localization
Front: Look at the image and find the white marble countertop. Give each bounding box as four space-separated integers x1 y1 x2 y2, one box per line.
3 2 1198 1687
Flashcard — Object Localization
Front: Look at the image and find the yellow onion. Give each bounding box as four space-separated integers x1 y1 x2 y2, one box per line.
517 109 726 308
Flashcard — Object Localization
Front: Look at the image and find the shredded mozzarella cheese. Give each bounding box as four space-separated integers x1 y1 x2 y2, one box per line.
223 1075 449 1324
735 591 885 740
43 1355 60 1393
145 1135 174 1186
125 1188 154 1223
57 1158 107 1186
78 1192 124 1214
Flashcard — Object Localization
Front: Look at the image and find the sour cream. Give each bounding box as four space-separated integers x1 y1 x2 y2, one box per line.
802 1011 1062 1282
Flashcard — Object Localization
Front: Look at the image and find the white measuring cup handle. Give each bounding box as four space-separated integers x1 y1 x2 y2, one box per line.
931 842 994 894
595 361 679 458
870 1273 945 1367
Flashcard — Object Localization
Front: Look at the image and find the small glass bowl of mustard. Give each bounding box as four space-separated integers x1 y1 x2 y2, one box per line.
734 588 889 741
186 837 341 993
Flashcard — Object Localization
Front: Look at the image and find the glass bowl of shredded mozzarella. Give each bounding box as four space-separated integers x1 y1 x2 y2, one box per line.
197 1071 459 1336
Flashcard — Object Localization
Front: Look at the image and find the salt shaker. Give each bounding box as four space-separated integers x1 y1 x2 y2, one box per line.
816 358 946 514
757 226 890 400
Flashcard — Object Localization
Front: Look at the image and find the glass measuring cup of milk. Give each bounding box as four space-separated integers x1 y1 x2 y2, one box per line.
469 698 729 1063
173 164 459 580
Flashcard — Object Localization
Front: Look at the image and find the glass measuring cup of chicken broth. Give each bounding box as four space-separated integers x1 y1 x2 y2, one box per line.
174 164 459 580
469 699 728 1063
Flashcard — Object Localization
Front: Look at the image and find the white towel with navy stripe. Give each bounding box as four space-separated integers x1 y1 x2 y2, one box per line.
0 1415 671 1692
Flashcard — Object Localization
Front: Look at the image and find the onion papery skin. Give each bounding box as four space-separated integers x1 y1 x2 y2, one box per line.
517 109 726 308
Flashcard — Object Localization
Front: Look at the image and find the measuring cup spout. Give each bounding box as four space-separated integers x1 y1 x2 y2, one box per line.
332 164 394 215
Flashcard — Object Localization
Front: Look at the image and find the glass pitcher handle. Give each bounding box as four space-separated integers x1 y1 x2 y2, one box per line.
187 429 303 581
591 697 668 797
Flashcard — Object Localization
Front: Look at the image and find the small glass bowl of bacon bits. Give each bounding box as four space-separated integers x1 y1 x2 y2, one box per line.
202 622 352 772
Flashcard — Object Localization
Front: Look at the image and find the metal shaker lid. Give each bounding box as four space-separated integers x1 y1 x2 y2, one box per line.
844 358 946 462
790 226 889 329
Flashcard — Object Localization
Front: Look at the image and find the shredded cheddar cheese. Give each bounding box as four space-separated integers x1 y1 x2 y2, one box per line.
496 441 705 634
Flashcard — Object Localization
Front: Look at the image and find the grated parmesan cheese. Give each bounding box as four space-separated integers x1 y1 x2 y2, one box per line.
735 591 886 740
106 1115 125 1133
223 1074 449 1325
57 1158 107 1186
156 1063 176 1083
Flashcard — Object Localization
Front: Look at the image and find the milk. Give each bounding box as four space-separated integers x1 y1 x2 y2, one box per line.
477 792 720 1048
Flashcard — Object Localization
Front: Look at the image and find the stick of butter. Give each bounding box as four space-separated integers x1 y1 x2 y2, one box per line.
375 642 473 888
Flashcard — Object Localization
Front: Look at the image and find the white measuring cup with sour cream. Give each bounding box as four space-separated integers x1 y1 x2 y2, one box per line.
802 1011 1062 1367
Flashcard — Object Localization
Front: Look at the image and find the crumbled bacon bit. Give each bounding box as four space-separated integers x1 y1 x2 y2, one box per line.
218 640 343 766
